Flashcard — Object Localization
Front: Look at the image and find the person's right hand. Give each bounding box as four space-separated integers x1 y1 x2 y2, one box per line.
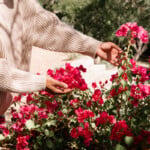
46 76 72 94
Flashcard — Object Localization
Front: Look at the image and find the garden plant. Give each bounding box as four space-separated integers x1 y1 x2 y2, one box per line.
0 22 149 150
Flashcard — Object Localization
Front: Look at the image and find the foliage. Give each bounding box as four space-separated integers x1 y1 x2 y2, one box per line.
38 0 58 11
0 23 150 150
39 0 150 41
73 0 150 41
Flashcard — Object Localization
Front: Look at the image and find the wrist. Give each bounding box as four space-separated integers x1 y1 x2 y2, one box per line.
94 43 103 64
46 76 50 88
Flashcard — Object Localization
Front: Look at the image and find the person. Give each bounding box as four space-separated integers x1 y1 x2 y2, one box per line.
0 0 122 115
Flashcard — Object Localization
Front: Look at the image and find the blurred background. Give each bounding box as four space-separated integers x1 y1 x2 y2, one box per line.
38 0 150 62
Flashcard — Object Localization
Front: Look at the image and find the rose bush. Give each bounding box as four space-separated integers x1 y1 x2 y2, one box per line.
0 23 149 150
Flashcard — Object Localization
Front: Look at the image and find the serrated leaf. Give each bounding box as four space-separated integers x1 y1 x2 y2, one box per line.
25 119 35 130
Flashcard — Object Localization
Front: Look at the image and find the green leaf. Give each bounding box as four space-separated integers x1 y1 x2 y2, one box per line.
49 131 54 137
45 120 56 127
33 144 38 149
121 80 127 88
126 90 130 98
70 118 76 123
91 123 96 129
0 134 5 140
127 70 132 83
46 139 54 149
115 144 126 150
45 129 50 136
124 136 134 146
62 108 68 114
44 129 54 137
48 113 55 119
35 124 40 128
118 68 123 77
58 138 63 143
122 93 127 100
25 119 35 130
121 60 126 66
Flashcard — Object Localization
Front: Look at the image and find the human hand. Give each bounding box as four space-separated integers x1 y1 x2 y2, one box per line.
96 42 122 66
46 76 73 94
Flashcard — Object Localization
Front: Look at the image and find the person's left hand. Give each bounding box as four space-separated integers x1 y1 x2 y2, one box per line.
96 42 122 66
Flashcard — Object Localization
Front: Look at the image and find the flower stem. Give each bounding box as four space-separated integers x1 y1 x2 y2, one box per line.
127 42 131 55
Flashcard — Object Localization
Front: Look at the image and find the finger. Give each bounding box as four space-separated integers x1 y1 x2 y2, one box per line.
51 86 73 94
113 62 119 66
109 59 118 66
111 43 122 52
113 60 120 66
53 80 68 89
63 88 74 93
50 86 65 94
111 56 121 65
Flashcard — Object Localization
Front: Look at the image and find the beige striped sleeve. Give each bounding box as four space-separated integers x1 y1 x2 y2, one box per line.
0 59 46 93
31 1 101 58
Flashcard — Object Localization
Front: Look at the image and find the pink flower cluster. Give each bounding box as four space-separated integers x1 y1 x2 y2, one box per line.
96 111 116 126
70 107 96 146
16 135 30 150
11 104 46 132
71 122 93 146
134 130 150 145
110 120 132 141
10 99 58 149
0 124 9 137
47 63 87 90
130 83 150 103
130 59 149 82
92 88 104 105
70 98 79 107
129 59 150 106
116 22 149 43
75 107 94 123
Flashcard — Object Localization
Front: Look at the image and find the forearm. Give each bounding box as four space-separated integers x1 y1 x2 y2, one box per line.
0 59 46 93
31 4 101 58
